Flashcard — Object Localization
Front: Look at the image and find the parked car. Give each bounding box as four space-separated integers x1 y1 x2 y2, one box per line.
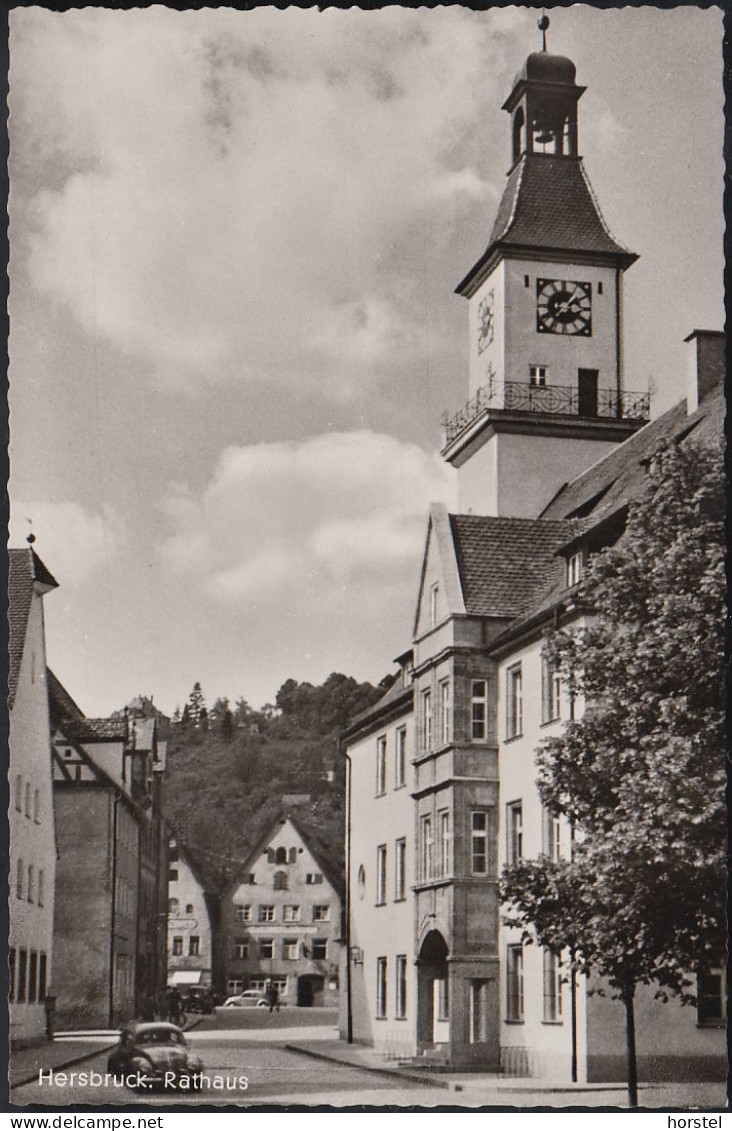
181 985 215 1014
221 989 269 1009
107 1022 203 1090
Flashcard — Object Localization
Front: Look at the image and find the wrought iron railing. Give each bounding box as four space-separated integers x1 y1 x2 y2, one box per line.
442 381 650 446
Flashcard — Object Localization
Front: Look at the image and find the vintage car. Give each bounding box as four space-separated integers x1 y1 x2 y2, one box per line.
221 989 269 1009
107 1021 204 1090
181 985 215 1015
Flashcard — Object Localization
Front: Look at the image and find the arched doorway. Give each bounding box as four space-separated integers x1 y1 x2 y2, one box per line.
417 930 449 1054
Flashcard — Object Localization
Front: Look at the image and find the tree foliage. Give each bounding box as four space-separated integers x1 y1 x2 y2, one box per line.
500 440 725 1102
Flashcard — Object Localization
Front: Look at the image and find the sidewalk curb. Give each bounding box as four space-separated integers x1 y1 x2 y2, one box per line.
11 1043 118 1091
284 1043 448 1089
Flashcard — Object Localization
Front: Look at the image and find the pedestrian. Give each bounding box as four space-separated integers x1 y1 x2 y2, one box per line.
265 981 279 1014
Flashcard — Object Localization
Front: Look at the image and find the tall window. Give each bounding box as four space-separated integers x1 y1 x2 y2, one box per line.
376 736 387 796
469 980 489 1042
235 904 252 922
16 858 24 899
697 970 727 1024
420 815 433 882
567 551 583 587
283 938 299 960
507 802 523 866
471 811 489 874
438 810 452 877
169 897 180 916
439 680 451 745
471 680 488 741
189 936 200 956
27 866 35 904
38 952 47 1000
311 939 327 960
395 838 406 901
259 905 276 922
15 775 22 812
33 789 40 824
506 665 523 739
9 949 15 1003
283 905 301 922
529 364 548 387
376 845 387 905
422 690 433 751
259 939 274 959
395 955 407 1020
542 657 562 723
17 950 28 1003
542 808 561 861
430 583 439 626
172 937 183 956
274 871 288 891
25 782 31 817
234 939 249 959
506 945 524 1021
543 950 563 1022
274 847 287 865
395 727 407 788
28 952 38 1004
376 957 387 1019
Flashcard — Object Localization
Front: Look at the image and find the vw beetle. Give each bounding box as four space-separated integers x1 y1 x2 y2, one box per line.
107 1021 203 1090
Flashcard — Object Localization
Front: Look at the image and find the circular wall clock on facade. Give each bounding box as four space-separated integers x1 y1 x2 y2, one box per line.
536 278 592 336
477 290 495 353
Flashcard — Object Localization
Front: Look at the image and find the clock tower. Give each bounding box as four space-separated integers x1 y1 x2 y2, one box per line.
442 33 649 517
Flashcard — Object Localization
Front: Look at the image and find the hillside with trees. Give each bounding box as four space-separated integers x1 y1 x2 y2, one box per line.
160 672 390 891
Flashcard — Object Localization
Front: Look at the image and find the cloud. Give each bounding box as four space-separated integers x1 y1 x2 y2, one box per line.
11 7 526 397
158 430 456 640
9 500 126 586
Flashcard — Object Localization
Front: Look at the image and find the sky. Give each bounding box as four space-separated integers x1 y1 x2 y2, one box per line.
8 5 724 717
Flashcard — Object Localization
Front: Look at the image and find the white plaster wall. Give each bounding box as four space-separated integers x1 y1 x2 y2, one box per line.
168 856 213 979
9 590 56 1043
348 712 417 1058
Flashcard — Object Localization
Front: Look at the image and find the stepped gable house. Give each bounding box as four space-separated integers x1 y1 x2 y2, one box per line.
218 814 342 1007
342 37 725 1082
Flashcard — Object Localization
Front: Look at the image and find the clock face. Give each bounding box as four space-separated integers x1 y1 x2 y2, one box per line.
477 290 495 354
537 278 592 336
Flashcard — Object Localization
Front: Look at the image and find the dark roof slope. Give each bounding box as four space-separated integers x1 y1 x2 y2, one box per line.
47 667 86 724
8 549 58 709
60 717 127 742
449 515 574 618
540 385 723 524
457 155 635 293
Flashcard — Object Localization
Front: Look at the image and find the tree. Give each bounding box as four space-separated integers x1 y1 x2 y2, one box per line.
186 682 207 728
500 440 725 1106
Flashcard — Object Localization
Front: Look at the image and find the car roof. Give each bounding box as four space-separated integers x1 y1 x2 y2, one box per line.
123 1021 184 1037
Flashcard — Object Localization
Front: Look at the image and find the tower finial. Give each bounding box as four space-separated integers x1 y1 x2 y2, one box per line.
26 518 35 546
538 12 550 53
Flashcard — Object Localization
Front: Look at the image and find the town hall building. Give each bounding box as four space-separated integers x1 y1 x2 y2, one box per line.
342 37 725 1082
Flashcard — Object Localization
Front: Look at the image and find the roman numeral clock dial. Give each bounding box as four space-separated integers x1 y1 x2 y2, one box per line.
536 278 592 336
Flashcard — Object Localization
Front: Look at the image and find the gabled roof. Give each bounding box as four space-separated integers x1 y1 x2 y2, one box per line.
449 514 575 618
540 385 723 524
8 548 58 709
47 667 85 724
227 812 343 898
456 155 636 296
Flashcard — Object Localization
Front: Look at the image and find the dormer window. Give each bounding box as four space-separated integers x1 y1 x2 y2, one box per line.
567 551 583 587
530 365 548 388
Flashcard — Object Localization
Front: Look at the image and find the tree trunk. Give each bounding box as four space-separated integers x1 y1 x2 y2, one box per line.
624 984 638 1107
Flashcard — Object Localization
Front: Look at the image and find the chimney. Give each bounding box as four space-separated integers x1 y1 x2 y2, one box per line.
684 330 725 414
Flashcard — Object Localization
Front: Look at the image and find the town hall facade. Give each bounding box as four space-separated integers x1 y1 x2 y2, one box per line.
342 40 725 1082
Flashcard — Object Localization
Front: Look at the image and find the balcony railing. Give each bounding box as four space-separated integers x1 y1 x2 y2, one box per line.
442 381 650 446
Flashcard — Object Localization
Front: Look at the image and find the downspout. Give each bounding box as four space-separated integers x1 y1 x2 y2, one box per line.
615 266 623 404
109 794 119 1027
342 747 354 1044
